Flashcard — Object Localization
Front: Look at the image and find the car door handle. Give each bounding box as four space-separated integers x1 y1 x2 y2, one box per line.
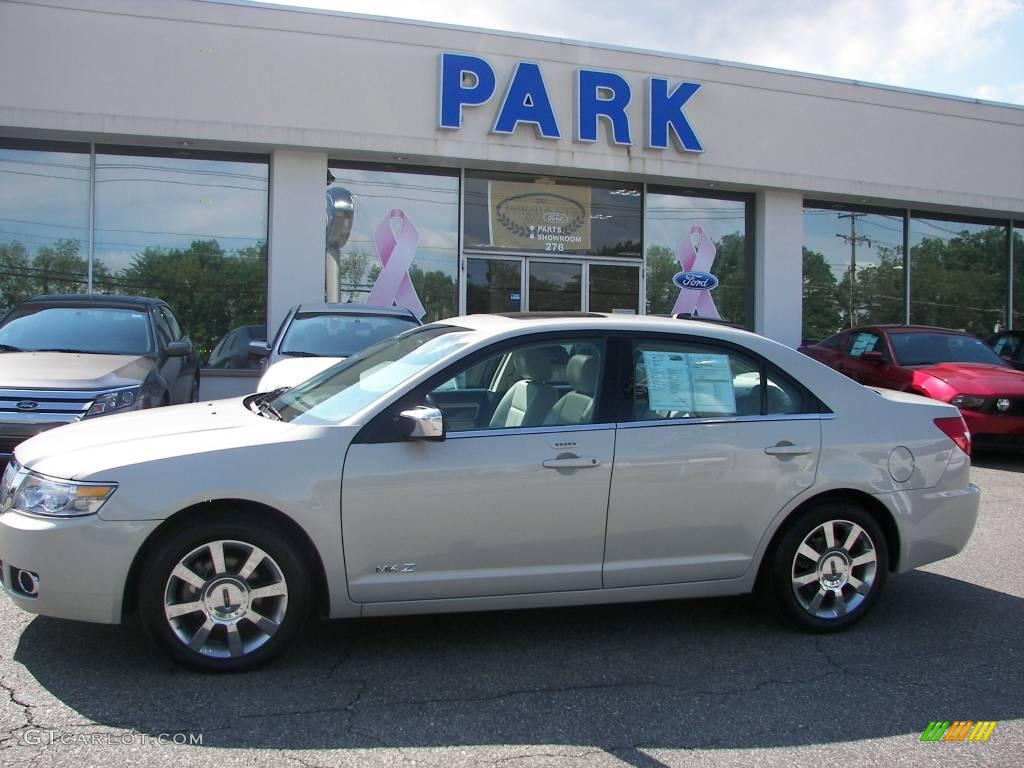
764 442 814 457
542 456 601 469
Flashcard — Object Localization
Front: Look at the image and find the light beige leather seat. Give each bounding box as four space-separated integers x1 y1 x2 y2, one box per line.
544 354 599 426
489 348 560 428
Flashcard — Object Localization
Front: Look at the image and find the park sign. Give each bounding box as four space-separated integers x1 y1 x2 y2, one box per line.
438 53 704 153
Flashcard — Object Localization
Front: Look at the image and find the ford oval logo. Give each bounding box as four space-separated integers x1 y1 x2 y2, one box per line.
543 211 569 224
16 401 38 411
673 271 719 291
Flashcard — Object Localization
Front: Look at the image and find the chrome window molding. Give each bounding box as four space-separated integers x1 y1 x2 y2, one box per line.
618 413 834 430
446 423 615 439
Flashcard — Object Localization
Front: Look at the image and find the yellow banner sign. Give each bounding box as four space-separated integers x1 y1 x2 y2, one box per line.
489 181 591 252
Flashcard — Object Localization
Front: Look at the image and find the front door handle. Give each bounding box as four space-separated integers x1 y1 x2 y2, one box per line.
764 442 813 457
543 455 601 469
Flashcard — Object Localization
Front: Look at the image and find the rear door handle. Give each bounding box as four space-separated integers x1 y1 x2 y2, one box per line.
543 456 601 469
764 442 813 457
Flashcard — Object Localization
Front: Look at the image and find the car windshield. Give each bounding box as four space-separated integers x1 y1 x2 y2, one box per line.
269 324 473 425
279 312 420 357
0 306 153 355
889 331 1006 366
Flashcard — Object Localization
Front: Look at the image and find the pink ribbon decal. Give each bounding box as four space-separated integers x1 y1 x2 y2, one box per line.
671 224 720 319
367 209 426 319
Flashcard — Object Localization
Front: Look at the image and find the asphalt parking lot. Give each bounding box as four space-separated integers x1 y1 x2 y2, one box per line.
0 453 1021 768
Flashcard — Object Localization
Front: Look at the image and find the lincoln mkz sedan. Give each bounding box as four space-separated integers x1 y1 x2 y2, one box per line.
0 314 979 671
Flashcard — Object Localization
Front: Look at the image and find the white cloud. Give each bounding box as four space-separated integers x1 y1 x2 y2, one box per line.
251 0 1024 99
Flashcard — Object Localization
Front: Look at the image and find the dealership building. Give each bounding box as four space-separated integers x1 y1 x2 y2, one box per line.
1 0 1022 396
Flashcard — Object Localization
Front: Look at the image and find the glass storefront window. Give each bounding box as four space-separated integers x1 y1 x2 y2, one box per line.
93 148 269 368
645 189 751 327
589 263 640 313
0 140 91 315
466 258 521 314
464 171 642 258
802 204 905 339
909 215 1008 338
327 166 459 323
529 261 583 311
1011 224 1023 329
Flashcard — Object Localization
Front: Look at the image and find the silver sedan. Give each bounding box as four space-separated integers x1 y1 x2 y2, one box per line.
0 314 979 671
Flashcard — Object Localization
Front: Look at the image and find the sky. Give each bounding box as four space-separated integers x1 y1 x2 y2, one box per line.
245 0 1024 105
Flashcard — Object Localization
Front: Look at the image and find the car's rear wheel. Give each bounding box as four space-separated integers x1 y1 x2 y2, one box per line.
138 514 310 672
770 502 888 632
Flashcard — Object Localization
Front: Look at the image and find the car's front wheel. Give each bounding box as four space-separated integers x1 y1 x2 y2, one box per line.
770 502 888 632
138 513 310 672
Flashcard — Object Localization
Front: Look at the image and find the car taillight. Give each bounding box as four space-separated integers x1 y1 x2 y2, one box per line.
934 416 971 456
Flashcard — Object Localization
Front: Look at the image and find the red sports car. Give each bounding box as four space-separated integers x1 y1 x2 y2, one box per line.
800 325 1024 445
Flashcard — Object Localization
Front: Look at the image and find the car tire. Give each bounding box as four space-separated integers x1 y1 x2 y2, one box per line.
138 512 310 672
769 502 888 633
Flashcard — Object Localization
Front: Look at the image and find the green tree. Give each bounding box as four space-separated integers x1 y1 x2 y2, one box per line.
802 247 841 340
0 241 33 316
838 245 905 327
409 264 456 321
107 239 267 357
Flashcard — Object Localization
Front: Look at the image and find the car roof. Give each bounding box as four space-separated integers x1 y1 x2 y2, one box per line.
20 293 165 309
439 312 772 347
294 303 419 319
854 324 972 335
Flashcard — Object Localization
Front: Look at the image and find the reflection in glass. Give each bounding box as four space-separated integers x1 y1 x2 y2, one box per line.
327 167 459 323
645 191 749 327
1013 226 1024 329
0 143 90 314
589 264 640 313
467 258 521 313
529 262 582 311
464 171 642 258
93 150 269 366
909 216 1007 337
802 206 905 338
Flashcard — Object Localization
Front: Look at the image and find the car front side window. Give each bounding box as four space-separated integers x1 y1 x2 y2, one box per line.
427 338 606 432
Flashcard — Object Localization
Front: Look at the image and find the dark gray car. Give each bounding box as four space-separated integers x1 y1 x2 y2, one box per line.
0 294 199 465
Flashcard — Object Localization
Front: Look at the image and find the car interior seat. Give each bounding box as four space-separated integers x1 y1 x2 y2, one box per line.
544 354 599 426
488 347 560 428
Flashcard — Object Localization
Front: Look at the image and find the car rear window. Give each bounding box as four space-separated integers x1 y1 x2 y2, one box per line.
280 313 420 357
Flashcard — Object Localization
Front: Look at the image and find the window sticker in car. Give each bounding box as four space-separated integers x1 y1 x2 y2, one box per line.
642 351 737 415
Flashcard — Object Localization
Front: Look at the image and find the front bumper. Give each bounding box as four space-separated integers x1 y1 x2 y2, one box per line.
0 509 159 624
0 415 79 465
960 409 1024 440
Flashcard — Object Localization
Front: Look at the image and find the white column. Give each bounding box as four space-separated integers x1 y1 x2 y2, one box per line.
754 190 804 347
267 148 328 339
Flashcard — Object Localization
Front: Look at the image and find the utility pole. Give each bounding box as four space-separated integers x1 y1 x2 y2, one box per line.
836 213 872 327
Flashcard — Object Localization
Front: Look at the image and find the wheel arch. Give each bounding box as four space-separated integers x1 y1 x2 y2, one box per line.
755 488 901 590
121 498 330 620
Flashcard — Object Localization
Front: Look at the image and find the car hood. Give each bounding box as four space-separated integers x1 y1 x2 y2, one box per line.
915 362 1024 395
257 356 344 391
0 351 152 389
14 398 295 479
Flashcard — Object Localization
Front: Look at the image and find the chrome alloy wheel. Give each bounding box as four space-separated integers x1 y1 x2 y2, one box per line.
790 519 878 620
163 540 289 659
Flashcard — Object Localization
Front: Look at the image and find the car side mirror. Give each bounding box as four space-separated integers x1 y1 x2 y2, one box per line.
166 340 191 357
395 405 445 442
860 351 885 364
248 341 271 357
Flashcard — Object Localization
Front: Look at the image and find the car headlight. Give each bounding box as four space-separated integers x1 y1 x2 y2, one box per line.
9 470 116 517
950 395 987 410
86 386 141 417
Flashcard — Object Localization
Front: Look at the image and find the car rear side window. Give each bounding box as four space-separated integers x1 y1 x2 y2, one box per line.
629 339 803 420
